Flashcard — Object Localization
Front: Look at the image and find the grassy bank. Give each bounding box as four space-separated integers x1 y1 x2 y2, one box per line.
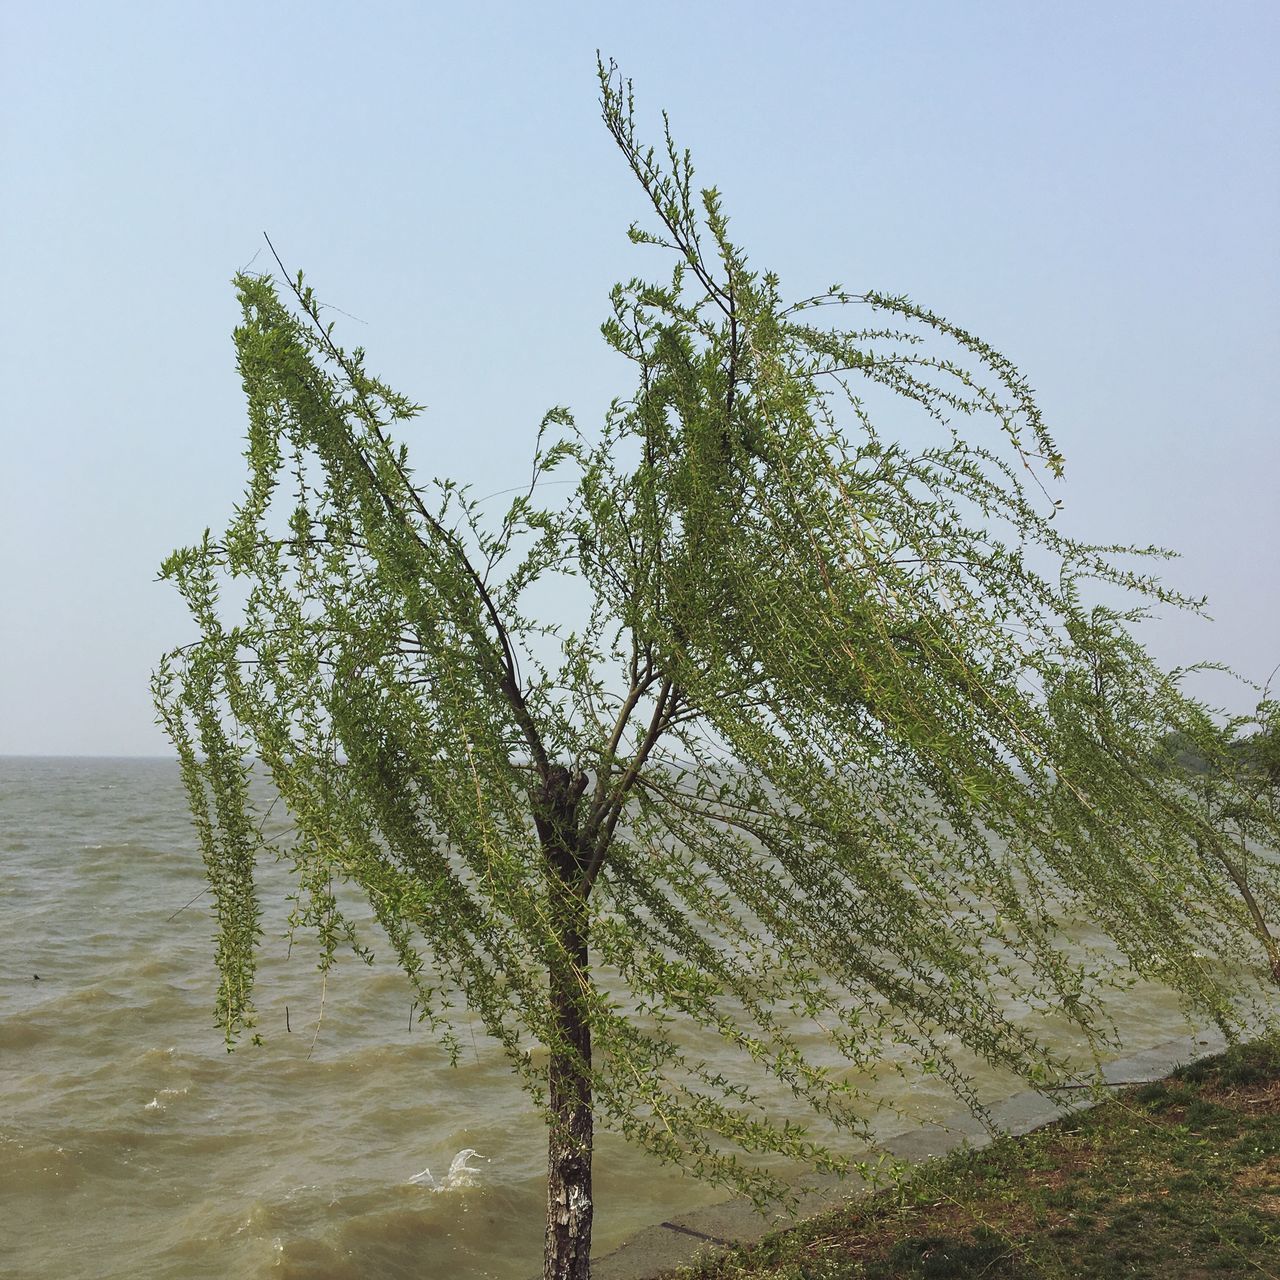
675 1038 1280 1280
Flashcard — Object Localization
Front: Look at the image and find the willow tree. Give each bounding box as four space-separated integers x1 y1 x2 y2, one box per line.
155 64 1280 1280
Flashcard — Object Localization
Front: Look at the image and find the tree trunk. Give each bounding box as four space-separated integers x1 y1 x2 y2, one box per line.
544 908 593 1280
538 766 594 1280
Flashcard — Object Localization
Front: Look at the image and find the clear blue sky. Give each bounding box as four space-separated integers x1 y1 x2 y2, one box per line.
2 1 1276 756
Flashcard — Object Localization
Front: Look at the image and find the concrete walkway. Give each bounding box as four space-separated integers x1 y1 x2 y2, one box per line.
591 1028 1228 1279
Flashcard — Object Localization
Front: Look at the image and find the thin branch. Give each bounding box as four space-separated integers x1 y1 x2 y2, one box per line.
588 654 659 821
582 677 679 891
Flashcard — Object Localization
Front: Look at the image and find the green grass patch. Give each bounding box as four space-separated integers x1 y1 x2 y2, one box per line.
672 1038 1280 1280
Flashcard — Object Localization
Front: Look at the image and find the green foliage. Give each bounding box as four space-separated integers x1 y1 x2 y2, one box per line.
156 60 1280 1210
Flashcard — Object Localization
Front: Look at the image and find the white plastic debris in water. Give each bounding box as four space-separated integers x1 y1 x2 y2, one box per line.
407 1148 484 1191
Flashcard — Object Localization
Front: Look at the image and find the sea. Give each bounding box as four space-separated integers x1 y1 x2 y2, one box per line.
0 756 1215 1279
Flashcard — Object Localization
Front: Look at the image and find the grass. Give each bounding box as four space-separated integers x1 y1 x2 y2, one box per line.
673 1038 1280 1280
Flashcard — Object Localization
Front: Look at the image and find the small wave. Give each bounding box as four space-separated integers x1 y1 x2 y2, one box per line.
406 1147 485 1191
134 1045 179 1064
143 1087 189 1113
0 1018 53 1051
0 1134 83 1193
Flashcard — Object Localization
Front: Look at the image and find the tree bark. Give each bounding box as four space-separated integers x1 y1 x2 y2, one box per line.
544 908 593 1280
538 767 594 1280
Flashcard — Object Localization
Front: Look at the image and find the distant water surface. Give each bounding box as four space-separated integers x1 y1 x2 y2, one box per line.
1 758 1207 1279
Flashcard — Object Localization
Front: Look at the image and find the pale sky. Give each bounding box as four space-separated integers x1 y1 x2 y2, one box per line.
2 1 1276 756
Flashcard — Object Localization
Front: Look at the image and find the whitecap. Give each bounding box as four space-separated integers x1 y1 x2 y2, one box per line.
142 1087 188 1113
407 1148 485 1191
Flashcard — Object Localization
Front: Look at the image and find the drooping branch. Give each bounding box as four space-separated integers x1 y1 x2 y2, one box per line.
264 236 553 779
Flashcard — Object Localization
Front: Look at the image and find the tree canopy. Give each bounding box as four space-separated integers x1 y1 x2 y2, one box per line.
156 62 1280 1279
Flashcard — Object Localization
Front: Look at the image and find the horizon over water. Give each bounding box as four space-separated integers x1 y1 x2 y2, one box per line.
2 757 1213 1278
